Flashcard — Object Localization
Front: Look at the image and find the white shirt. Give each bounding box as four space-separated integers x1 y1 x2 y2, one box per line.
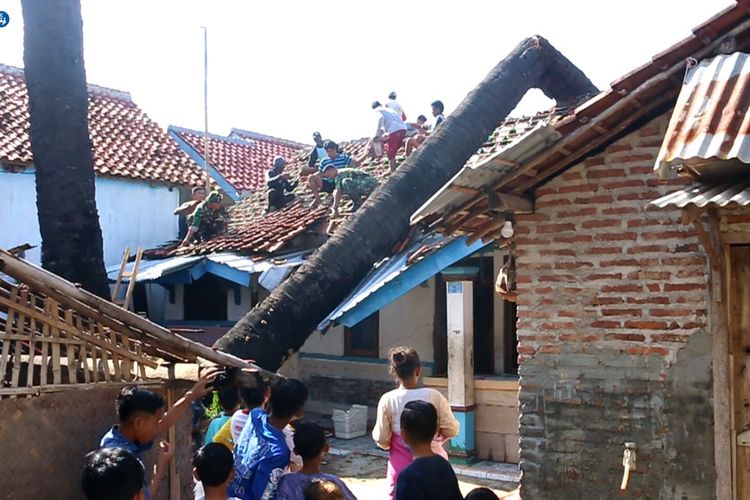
387 99 404 118
376 106 407 135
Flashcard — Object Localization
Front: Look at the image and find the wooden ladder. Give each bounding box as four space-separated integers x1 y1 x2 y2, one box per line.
111 247 143 310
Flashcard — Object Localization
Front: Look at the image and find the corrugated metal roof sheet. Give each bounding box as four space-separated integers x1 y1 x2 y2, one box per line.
649 179 750 208
656 52 750 177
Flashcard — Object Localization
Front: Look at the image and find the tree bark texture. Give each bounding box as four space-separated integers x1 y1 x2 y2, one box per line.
22 0 109 298
215 36 598 370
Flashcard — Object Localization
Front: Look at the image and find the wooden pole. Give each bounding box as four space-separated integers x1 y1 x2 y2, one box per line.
202 26 211 192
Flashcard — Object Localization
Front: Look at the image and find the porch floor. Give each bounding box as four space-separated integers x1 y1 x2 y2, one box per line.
327 434 521 483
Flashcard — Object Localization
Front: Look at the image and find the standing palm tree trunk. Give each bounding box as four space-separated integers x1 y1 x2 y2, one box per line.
215 36 598 370
22 0 109 298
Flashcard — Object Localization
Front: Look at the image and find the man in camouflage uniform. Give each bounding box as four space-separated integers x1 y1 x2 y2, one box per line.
180 191 228 245
322 166 379 218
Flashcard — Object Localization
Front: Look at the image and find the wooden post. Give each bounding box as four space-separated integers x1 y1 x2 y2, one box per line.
443 271 478 463
167 364 180 500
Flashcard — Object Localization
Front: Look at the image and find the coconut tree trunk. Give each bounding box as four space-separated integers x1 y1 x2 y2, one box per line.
215 36 598 370
22 0 109 298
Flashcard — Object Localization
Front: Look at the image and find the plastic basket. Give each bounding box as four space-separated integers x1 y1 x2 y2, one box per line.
332 404 368 439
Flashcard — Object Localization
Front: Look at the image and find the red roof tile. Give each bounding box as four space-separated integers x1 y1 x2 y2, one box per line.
0 64 206 186
171 127 307 193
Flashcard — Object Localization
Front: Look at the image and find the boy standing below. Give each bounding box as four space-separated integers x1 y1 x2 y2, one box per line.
82 447 146 500
395 401 462 500
100 369 216 499
228 378 309 500
275 422 356 500
193 443 242 500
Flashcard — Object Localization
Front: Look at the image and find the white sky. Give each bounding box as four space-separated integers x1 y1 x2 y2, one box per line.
0 0 734 144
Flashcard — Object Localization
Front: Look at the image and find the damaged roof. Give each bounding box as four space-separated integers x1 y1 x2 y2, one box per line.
0 64 206 187
170 126 307 195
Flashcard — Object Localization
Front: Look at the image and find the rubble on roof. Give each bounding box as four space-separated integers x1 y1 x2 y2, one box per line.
0 64 205 187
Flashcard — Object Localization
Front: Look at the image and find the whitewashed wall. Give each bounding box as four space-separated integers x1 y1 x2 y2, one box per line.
0 171 180 267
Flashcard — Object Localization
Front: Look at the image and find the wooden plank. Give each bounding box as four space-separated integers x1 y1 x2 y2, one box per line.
48 300 63 385
97 324 111 383
136 343 147 380
0 334 82 345
475 388 520 407
26 315 37 388
111 247 130 305
121 333 133 381
76 316 91 384
0 380 163 396
0 294 156 368
64 310 77 384
0 286 18 384
121 247 143 311
10 289 29 389
39 300 51 387
109 328 122 381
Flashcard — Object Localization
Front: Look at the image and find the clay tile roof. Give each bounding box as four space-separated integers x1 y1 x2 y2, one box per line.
170 127 307 193
146 202 328 258
0 64 206 186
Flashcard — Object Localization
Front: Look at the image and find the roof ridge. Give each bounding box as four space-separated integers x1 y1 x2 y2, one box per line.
0 63 132 102
169 125 267 149
230 128 310 149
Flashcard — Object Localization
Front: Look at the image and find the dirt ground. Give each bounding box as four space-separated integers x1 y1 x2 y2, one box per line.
321 453 520 499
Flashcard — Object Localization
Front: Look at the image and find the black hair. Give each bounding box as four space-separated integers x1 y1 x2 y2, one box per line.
193 443 234 487
192 186 206 194
323 140 338 151
400 400 438 444
371 100 382 109
465 487 500 500
388 346 420 380
117 386 165 422
82 448 145 500
431 100 445 113
269 378 308 419
293 422 327 460
417 115 427 122
304 479 344 500
217 387 240 414
238 375 268 409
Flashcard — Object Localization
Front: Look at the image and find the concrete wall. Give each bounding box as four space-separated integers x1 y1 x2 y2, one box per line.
514 114 715 498
0 171 180 267
161 281 253 322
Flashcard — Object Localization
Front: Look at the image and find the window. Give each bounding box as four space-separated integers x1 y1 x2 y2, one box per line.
183 275 228 321
344 312 379 357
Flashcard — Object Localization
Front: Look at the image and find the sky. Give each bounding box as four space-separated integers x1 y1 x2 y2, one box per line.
0 0 735 145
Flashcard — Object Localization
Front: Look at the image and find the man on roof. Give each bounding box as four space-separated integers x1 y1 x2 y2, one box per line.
372 101 408 173
405 115 429 156
323 164 379 218
431 100 446 128
386 91 406 121
306 132 328 170
265 155 298 212
180 191 228 246
307 140 361 208
173 186 207 236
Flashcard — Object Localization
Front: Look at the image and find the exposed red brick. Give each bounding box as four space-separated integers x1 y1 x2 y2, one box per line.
626 219 672 228
537 223 577 234
625 346 670 356
558 207 598 218
627 245 670 254
582 219 622 229
574 195 615 204
536 187 557 197
538 274 577 283
626 296 670 305
641 230 695 240
616 191 654 201
646 283 661 292
608 333 646 342
725 214 750 224
584 157 606 166
554 261 595 270
587 273 623 280
553 235 594 244
595 232 638 241
590 247 622 255
663 283 705 292
601 308 641 316
539 345 562 354
560 333 600 342
651 333 689 343
606 143 633 153
591 320 622 328
609 154 654 163
587 168 627 179
649 308 700 317
599 258 640 267
603 179 646 190
540 249 578 257
639 125 662 137
602 284 643 293
628 166 657 175
558 183 598 194
661 256 706 266
602 206 639 215
561 171 583 181
624 320 668 329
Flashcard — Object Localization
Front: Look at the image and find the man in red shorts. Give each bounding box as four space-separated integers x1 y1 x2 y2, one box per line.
372 101 408 173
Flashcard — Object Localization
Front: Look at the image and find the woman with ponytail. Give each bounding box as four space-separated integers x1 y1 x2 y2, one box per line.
372 347 459 499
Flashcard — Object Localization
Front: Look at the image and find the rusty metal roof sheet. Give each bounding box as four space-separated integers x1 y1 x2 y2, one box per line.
656 51 750 177
649 178 750 208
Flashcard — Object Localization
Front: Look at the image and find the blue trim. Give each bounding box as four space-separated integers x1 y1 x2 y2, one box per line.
337 236 490 328
168 128 241 201
450 410 476 452
299 352 436 371
205 260 252 287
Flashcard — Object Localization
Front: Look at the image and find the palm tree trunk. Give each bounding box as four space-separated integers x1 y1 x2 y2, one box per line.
22 0 109 298
215 36 598 370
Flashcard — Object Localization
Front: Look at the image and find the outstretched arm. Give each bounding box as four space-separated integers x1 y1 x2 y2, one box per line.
331 187 342 218
155 369 217 436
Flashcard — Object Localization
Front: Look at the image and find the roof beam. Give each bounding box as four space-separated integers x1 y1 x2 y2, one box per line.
489 191 534 213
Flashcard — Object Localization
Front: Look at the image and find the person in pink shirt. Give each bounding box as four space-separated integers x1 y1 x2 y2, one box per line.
372 347 460 499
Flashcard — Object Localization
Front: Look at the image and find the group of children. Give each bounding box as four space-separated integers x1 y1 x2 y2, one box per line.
81 346 502 500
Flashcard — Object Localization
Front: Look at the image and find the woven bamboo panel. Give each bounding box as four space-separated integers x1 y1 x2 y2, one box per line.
0 278 157 395
0 384 194 500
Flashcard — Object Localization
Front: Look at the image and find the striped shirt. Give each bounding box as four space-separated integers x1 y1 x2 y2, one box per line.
319 153 353 172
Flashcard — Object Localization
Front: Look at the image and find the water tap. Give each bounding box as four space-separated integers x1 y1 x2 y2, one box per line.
620 442 637 491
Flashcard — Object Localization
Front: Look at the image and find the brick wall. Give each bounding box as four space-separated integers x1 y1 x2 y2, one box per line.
515 114 716 498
